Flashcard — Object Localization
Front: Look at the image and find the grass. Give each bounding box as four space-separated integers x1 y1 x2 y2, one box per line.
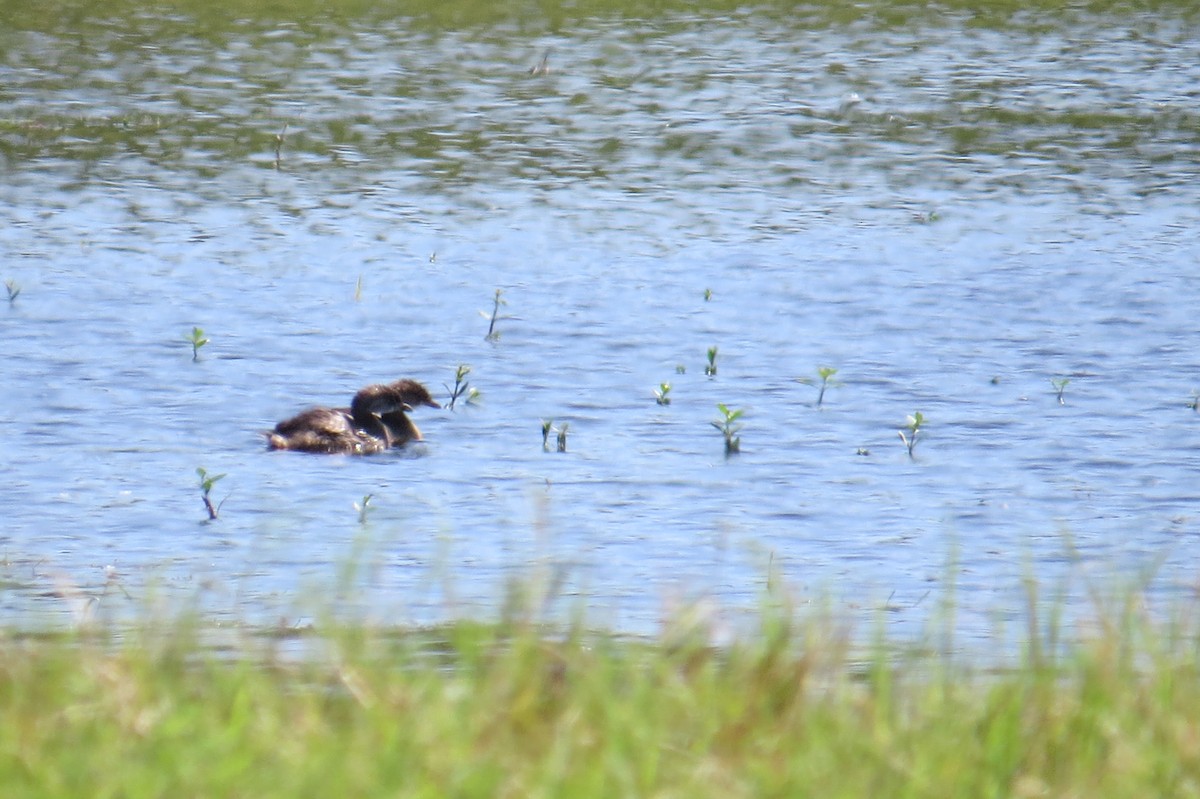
2 585 1200 797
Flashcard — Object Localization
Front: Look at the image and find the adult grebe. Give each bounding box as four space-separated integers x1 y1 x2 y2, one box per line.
267 379 440 454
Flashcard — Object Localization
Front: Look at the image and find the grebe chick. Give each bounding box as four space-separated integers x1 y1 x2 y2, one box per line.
378 379 442 447
267 380 438 454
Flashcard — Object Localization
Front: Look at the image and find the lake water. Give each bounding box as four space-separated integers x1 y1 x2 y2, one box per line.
2 3 1199 647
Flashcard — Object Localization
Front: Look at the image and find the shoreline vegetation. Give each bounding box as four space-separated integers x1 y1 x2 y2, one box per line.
4 0 1196 25
3 579 1200 797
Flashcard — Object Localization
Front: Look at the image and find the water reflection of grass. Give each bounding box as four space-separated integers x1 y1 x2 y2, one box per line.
2 580 1198 796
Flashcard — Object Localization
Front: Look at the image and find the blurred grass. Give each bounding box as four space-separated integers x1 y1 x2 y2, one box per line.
3 588 1200 797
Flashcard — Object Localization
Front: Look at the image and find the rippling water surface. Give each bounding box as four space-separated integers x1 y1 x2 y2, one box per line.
2 3 1199 645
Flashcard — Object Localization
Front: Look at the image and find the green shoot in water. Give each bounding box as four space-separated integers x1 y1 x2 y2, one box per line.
528 51 551 76
1051 377 1070 405
703 288 712 301
5 280 19 304
542 419 568 452
712 403 744 456
188 327 209 362
196 467 226 521
354 274 363 302
273 122 288 167
797 366 842 408
354 494 373 525
445 364 478 410
899 412 925 459
705 346 718 376
1190 391 1199 412
654 382 672 406
482 288 507 341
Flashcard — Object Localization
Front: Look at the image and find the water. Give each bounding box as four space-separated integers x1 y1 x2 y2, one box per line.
2 4 1199 645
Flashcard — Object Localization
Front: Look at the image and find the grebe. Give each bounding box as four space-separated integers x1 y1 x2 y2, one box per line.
378 379 441 447
267 379 440 454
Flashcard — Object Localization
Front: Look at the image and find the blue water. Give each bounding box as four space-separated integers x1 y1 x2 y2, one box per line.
2 9 1199 646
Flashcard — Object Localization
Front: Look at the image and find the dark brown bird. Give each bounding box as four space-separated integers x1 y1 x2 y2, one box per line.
266 379 440 454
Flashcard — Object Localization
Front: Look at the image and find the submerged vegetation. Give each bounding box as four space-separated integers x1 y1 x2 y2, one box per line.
1 583 1199 798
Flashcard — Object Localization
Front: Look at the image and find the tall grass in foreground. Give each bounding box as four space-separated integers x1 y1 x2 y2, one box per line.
2 589 1200 797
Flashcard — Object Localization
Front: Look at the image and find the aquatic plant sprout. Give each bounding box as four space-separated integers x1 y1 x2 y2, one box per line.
797 366 842 408
712 403 743 456
541 419 569 452
1052 377 1070 405
354 494 373 525
196 467 226 521
273 121 288 166
899 412 924 459
188 327 209 362
483 288 507 341
445 364 477 410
